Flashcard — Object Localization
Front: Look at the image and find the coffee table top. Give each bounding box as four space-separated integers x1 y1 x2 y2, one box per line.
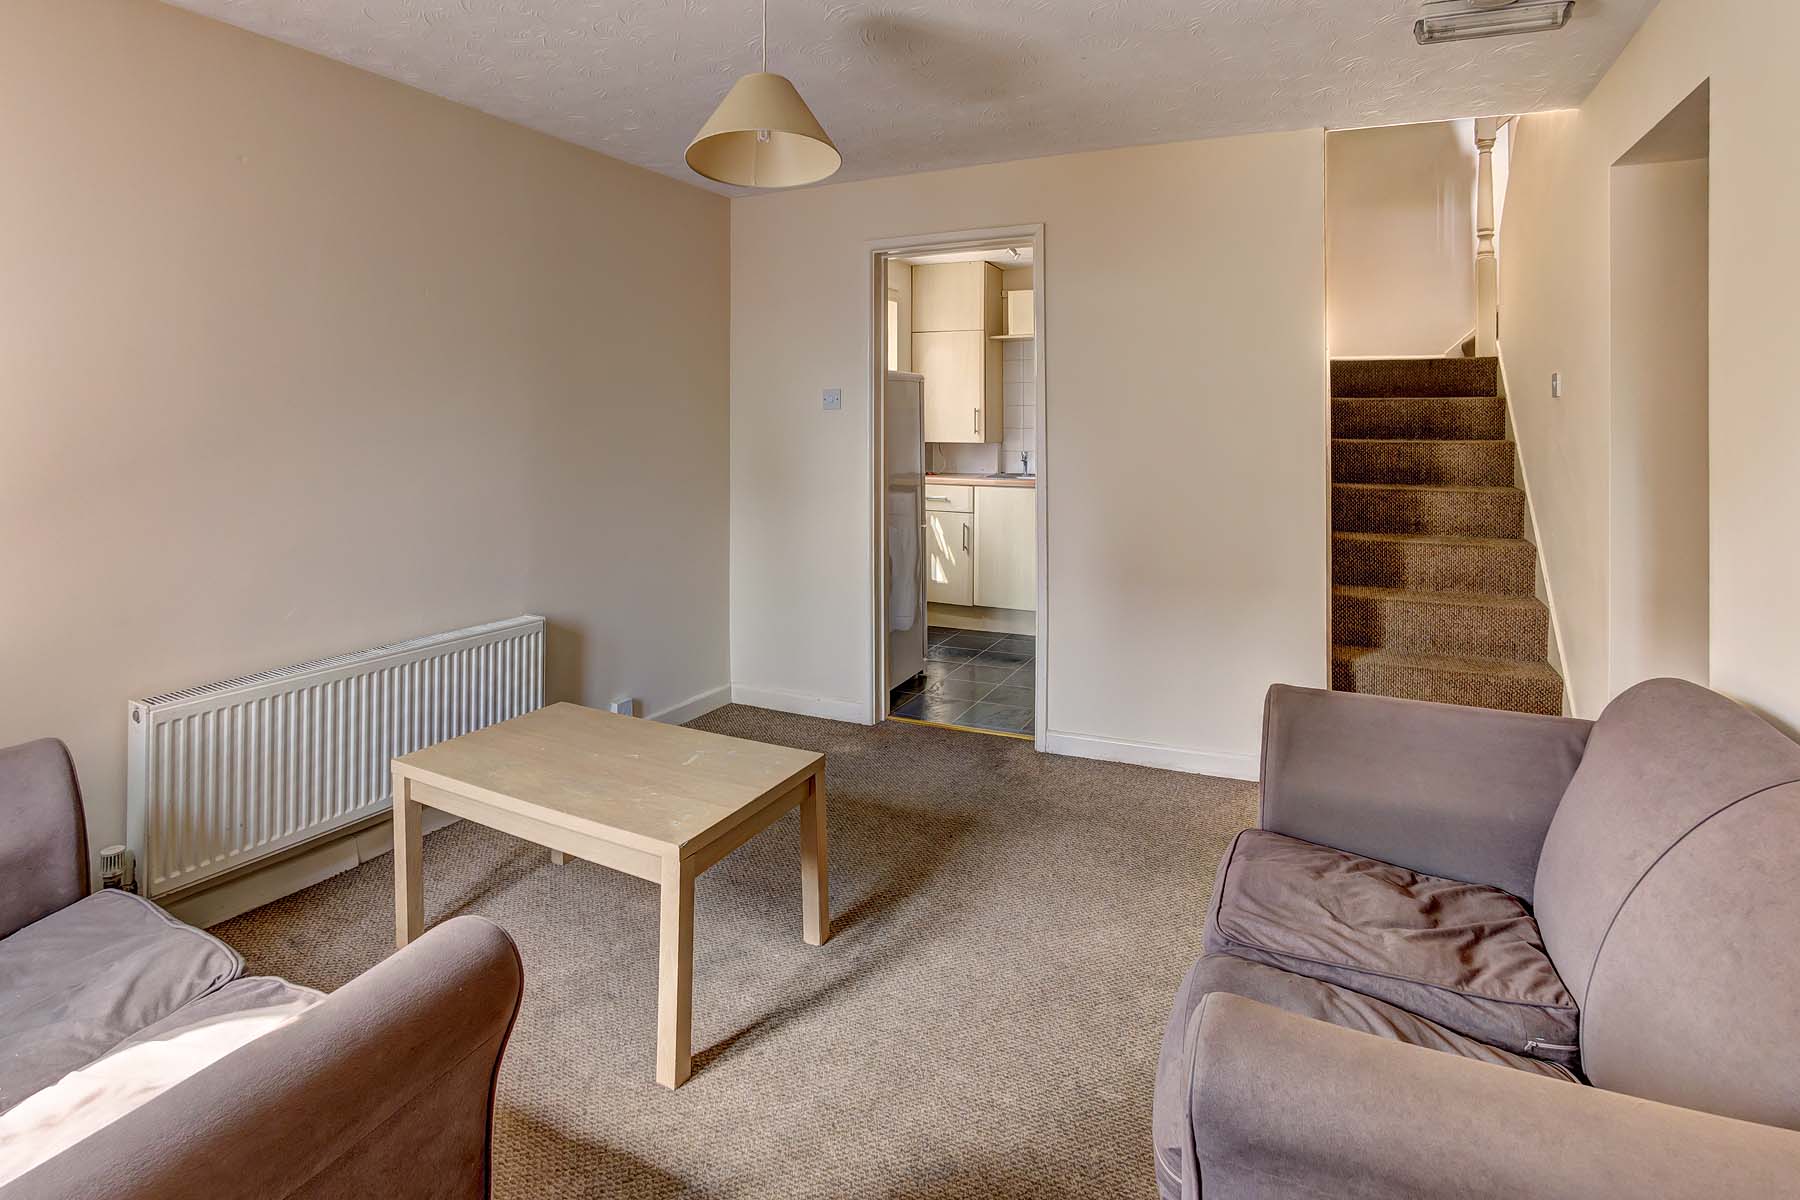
394 702 823 858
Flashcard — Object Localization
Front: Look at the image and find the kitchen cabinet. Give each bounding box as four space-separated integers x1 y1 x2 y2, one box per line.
924 482 975 512
915 330 1001 443
913 262 1003 445
999 289 1034 339
922 480 1037 613
974 485 1037 611
913 261 1002 333
926 509 974 606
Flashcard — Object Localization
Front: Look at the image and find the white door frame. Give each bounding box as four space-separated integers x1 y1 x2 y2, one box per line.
867 223 1048 749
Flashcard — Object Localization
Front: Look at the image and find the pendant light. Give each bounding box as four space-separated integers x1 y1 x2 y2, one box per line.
686 0 840 188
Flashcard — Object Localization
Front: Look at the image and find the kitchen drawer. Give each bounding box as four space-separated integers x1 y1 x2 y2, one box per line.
924 483 974 513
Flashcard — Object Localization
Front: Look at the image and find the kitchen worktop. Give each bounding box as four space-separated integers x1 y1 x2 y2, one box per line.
926 473 1036 488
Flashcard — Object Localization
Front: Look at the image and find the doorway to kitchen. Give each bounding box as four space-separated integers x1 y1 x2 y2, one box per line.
871 226 1046 742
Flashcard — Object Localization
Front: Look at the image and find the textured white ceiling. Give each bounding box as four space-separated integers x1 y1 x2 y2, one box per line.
166 0 1656 193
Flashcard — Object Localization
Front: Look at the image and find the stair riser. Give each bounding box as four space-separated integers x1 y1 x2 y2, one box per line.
1333 656 1563 716
1334 594 1548 660
1333 537 1537 596
1332 358 1499 398
1332 441 1515 487
1331 397 1507 440
1334 487 1524 538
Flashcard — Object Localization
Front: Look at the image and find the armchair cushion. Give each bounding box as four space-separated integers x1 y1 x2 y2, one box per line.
0 890 242 1113
1203 829 1578 1060
0 978 319 1187
1153 953 1575 1199
1168 990 1800 1200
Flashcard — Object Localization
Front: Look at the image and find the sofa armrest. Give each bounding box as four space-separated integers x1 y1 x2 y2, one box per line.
11 916 523 1200
1260 684 1591 898
1176 992 1800 1200
0 739 89 940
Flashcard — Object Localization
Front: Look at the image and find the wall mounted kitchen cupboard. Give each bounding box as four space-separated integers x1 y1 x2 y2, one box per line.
913 262 1001 333
995 290 1034 339
913 262 1002 444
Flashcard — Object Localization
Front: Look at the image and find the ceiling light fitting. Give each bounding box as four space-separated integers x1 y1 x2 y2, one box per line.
685 0 840 188
1414 0 1574 45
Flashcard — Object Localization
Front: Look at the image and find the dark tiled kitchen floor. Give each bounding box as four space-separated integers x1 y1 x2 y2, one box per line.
889 627 1036 737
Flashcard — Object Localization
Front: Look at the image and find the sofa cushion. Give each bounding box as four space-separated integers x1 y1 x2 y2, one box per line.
0 977 317 1187
1153 952 1575 1200
0 890 243 1113
1204 829 1578 1060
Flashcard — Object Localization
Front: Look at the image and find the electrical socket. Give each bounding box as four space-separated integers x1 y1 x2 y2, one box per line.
822 388 842 411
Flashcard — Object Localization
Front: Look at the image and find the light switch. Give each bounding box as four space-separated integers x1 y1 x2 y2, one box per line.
1550 372 1562 399
822 388 842 411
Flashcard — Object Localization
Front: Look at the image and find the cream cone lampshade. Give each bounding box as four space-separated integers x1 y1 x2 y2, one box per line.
685 72 840 188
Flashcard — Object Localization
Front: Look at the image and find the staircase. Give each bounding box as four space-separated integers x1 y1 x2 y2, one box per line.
1330 357 1564 715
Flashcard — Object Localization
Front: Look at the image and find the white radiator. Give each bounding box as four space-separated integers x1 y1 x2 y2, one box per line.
126 616 545 901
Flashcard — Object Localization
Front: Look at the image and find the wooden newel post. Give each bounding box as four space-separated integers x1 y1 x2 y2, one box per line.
1474 117 1502 357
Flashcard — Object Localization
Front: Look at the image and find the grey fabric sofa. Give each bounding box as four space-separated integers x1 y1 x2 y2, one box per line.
1155 678 1800 1198
0 738 523 1200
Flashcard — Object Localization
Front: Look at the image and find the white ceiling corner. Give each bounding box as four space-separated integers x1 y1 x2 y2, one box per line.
165 1 1657 195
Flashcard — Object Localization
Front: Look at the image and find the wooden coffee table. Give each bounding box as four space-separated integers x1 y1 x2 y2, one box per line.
390 702 829 1088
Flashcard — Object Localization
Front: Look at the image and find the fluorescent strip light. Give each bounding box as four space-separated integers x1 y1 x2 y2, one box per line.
1414 1 1574 44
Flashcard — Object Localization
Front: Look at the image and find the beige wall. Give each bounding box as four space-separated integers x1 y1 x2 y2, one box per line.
1499 0 1800 731
1327 121 1476 357
730 131 1329 777
0 0 731 858
1609 157 1709 693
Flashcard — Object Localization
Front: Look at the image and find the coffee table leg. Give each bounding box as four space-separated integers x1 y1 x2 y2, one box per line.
800 771 830 946
550 850 567 866
393 770 423 949
656 854 696 1088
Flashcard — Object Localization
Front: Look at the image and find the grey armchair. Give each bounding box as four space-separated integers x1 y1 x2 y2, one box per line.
1155 680 1800 1198
0 739 524 1200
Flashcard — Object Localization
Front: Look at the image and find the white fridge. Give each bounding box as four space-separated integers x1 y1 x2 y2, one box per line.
885 372 927 692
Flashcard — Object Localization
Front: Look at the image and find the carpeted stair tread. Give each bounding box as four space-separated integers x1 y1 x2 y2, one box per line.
1333 482 1525 538
1333 585 1549 660
1332 646 1564 716
1331 396 1508 440
1336 530 1530 550
1331 438 1516 486
1332 357 1499 398
1333 531 1537 596
1334 583 1546 612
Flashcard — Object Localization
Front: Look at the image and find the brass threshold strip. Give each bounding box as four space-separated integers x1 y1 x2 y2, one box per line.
886 714 1032 742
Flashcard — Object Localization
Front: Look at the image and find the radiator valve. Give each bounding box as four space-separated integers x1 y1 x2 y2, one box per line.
100 845 136 893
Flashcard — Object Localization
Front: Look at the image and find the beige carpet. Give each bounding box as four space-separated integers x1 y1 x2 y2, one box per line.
214 705 1257 1199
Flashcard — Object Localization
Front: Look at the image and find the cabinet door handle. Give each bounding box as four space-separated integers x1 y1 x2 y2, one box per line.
973 409 981 436
962 523 970 554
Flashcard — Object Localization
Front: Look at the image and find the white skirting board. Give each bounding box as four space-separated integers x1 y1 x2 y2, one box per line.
1040 729 1260 782
170 805 460 929
650 685 734 726
178 683 734 928
729 684 870 724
